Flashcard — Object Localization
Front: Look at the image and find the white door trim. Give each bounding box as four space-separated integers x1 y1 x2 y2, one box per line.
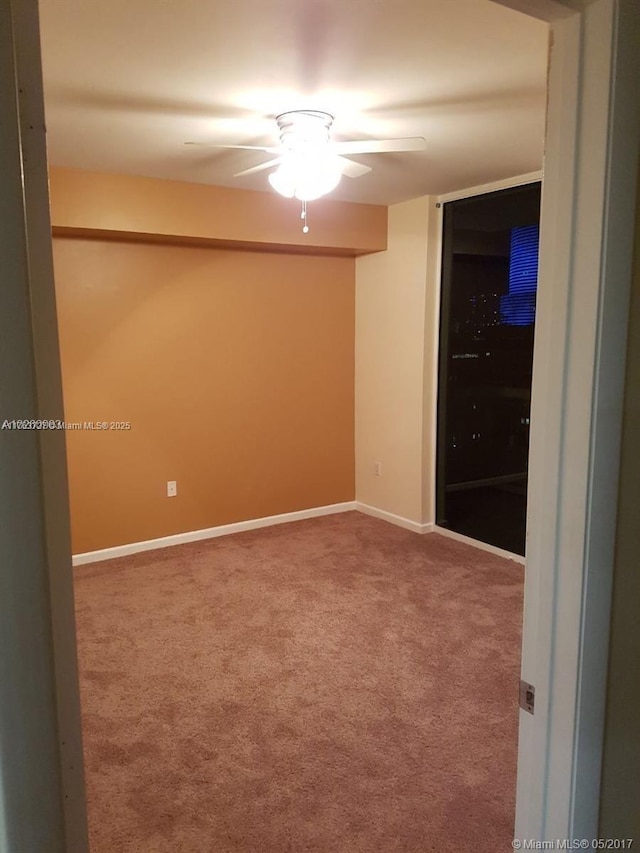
1 1 88 850
490 0 640 841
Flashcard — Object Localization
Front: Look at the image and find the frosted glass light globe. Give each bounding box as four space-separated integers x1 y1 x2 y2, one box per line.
293 156 342 200
268 166 296 198
268 153 342 201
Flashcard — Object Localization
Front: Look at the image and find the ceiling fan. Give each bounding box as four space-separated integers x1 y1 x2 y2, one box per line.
185 110 427 210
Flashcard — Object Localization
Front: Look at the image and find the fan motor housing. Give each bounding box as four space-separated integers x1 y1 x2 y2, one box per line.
275 110 334 151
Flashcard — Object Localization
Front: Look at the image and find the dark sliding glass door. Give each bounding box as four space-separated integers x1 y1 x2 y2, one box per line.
436 182 541 556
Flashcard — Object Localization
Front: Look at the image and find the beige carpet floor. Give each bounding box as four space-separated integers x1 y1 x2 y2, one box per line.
73 511 524 852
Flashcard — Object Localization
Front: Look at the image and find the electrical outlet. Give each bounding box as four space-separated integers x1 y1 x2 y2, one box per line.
167 480 177 497
374 461 382 478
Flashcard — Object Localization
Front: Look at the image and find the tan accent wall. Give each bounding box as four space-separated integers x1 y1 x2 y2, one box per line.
598 168 640 840
49 167 387 256
53 237 355 554
355 197 434 524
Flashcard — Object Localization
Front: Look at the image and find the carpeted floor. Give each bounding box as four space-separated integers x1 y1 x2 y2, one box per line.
73 512 524 852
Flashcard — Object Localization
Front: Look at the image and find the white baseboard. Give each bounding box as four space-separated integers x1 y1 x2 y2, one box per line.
73 500 523 567
355 502 433 534
432 525 526 565
72 501 357 565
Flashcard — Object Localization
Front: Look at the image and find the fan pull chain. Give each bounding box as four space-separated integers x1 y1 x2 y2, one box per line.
301 200 309 234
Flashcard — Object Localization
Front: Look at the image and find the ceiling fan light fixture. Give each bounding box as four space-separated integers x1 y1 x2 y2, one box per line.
186 108 425 232
268 152 342 201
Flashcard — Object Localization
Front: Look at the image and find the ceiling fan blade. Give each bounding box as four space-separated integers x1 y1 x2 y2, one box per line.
337 157 372 178
185 141 281 154
332 137 427 155
233 158 282 178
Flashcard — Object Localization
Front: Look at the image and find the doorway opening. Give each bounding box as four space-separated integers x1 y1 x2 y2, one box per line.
4 0 637 848
436 182 541 556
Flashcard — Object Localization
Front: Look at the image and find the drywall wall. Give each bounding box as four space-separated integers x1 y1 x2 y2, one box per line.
598 167 640 839
355 196 436 524
53 238 355 554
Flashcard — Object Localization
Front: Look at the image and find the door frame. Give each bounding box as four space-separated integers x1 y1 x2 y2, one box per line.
1 0 638 848
1 1 88 851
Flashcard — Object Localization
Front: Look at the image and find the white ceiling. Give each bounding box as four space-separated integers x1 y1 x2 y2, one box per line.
38 0 549 206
